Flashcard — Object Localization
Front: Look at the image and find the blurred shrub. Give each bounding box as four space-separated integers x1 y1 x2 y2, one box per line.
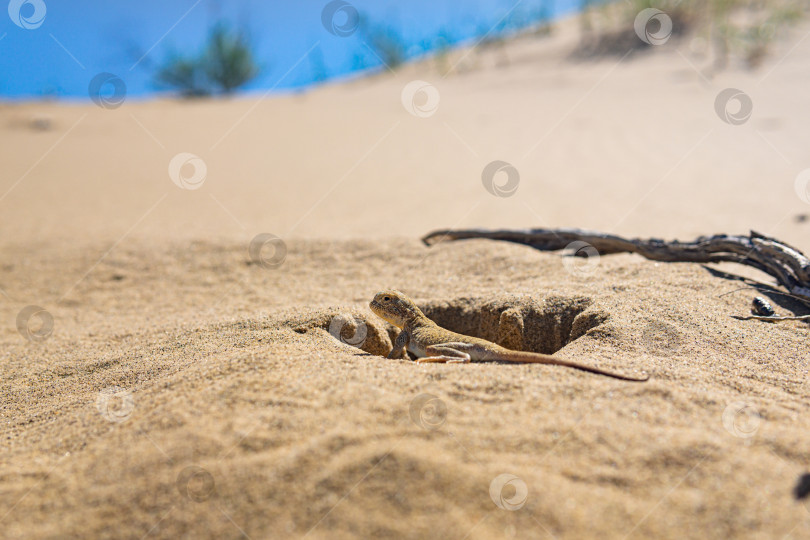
156 24 259 97
359 18 407 70
575 0 807 70
155 54 208 97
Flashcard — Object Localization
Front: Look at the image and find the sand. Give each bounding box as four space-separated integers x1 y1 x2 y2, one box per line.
2 13 810 540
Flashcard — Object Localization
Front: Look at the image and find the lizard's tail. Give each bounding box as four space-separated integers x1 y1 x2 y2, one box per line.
495 350 649 382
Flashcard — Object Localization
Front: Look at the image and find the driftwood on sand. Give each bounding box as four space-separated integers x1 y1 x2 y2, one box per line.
422 228 810 317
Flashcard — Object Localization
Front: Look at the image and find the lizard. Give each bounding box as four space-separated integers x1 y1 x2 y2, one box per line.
369 290 649 382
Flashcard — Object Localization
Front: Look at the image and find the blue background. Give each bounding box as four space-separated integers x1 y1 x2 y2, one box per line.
0 0 590 100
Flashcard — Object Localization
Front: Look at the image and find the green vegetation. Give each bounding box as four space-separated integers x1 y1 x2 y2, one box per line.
578 0 807 69
155 24 260 97
359 19 407 71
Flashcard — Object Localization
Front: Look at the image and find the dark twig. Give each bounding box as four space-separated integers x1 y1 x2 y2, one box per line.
422 227 810 306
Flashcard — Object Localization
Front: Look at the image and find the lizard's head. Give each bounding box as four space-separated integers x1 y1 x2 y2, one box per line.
369 290 423 328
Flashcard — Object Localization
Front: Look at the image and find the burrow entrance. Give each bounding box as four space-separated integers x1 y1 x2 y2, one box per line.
311 294 610 357
418 295 609 355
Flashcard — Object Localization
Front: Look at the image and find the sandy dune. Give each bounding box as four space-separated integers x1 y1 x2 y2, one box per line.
2 13 810 540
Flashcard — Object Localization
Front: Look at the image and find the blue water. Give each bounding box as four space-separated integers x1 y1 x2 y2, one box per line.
0 0 588 100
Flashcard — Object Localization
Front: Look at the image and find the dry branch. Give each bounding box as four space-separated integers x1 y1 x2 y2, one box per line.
422 228 810 302
732 314 810 321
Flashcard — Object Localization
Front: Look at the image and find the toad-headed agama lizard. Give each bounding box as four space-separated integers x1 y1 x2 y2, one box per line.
369 290 649 382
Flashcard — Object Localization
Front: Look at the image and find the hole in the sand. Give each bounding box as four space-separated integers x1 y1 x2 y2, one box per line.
313 295 609 359
418 295 609 355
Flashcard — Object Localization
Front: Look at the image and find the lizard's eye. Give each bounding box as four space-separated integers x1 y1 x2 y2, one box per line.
383 296 390 302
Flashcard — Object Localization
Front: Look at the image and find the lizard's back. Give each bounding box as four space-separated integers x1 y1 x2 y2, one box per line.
408 321 508 356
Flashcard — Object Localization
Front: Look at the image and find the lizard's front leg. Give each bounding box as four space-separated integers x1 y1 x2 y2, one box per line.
388 329 411 359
